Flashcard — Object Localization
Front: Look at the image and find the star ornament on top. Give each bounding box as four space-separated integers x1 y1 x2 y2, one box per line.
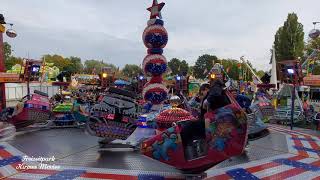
147 0 165 19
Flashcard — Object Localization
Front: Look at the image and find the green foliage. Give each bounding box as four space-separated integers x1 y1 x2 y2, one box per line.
2 42 265 79
256 70 265 78
274 13 304 61
305 37 320 75
193 54 217 79
220 59 240 80
168 58 189 75
305 37 320 58
188 66 194 75
84 60 116 74
121 64 142 78
3 42 23 70
5 56 23 71
313 66 320 75
42 54 72 72
64 56 83 74
4 42 11 61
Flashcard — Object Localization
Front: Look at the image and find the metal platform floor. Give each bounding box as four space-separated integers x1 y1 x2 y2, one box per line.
0 124 319 179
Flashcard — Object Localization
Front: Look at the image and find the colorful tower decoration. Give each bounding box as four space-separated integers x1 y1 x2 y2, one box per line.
142 0 168 108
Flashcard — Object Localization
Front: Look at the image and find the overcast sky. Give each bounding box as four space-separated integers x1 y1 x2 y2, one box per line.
1 0 319 71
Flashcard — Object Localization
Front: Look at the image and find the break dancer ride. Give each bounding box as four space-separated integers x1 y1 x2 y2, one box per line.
85 0 248 172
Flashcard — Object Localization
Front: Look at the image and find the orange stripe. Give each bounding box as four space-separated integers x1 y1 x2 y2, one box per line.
0 149 13 158
312 176 320 180
311 160 320 166
287 155 306 161
261 157 318 180
81 172 138 180
303 135 320 155
246 162 279 173
245 155 303 174
0 149 24 172
291 135 309 157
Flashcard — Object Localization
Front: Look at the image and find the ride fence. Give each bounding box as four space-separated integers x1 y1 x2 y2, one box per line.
5 83 59 107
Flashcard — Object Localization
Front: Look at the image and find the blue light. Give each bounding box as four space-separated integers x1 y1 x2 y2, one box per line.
139 76 144 80
31 65 40 73
176 76 181 81
287 68 294 74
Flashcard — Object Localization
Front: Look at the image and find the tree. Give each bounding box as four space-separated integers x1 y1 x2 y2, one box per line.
42 54 72 72
220 59 240 80
180 60 189 76
305 37 320 75
4 42 11 62
188 66 194 76
168 58 189 75
121 64 142 78
193 54 218 79
64 56 83 74
5 56 23 71
3 42 23 70
84 60 117 74
168 58 180 75
274 13 304 62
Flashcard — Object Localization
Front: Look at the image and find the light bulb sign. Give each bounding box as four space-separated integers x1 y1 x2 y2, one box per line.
287 68 294 75
278 60 303 85
31 65 40 73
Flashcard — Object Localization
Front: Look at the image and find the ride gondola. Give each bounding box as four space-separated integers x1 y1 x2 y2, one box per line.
86 87 140 145
141 90 248 172
1 90 51 129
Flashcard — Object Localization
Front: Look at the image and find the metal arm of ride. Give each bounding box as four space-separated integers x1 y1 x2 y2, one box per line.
295 87 304 113
240 56 262 84
301 49 318 69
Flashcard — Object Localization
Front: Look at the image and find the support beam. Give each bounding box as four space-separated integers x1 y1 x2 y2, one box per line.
0 25 6 111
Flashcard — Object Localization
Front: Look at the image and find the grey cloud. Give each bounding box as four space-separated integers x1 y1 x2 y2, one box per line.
1 0 320 70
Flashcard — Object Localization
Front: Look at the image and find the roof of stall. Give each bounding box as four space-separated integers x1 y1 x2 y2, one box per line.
114 79 131 86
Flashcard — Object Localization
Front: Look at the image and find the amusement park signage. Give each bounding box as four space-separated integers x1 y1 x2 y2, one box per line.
304 75 320 86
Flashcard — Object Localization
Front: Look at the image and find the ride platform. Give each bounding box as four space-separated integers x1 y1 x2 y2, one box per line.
0 124 319 179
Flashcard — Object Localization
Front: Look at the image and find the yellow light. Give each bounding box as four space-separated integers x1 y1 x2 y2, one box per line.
0 24 5 33
143 143 147 148
102 73 107 78
210 73 216 79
